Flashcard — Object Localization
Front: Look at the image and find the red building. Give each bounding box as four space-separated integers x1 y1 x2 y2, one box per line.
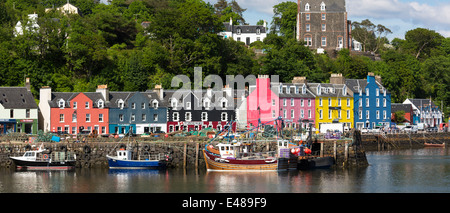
49 92 109 135
391 103 412 124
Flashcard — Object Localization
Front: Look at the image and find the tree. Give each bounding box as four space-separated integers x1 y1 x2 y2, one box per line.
403 28 444 60
270 1 297 38
393 110 406 124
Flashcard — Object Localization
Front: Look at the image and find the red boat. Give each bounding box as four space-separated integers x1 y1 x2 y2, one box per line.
424 142 446 148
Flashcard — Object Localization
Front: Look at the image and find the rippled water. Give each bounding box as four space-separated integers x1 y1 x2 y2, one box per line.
1 147 450 193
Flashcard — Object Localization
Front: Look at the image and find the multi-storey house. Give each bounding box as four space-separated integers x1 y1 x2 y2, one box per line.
307 74 353 130
296 0 351 51
391 103 413 124
100 85 167 135
164 88 236 133
39 86 109 135
276 77 316 129
220 17 267 45
0 78 39 134
403 98 443 127
247 75 280 129
346 73 391 129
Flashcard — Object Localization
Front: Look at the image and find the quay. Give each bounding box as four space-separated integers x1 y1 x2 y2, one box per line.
0 131 449 170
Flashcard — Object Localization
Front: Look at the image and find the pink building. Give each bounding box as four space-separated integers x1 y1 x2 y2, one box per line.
247 76 316 130
247 75 280 129
277 77 316 129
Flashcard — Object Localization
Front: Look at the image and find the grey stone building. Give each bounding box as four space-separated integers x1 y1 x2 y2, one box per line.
296 0 351 51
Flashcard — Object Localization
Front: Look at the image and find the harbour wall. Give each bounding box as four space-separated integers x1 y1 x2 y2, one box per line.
1 132 448 170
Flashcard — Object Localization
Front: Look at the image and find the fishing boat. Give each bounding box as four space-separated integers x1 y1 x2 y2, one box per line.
106 144 167 169
9 144 76 170
424 142 446 148
203 141 285 171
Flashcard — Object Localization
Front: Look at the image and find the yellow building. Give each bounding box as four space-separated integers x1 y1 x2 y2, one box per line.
308 74 353 131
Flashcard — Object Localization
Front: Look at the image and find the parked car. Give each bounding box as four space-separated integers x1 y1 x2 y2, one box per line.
371 126 383 133
360 128 370 134
426 126 438 132
403 125 418 133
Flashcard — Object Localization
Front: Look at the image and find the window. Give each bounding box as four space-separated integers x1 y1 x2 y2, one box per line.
102 126 106 134
306 24 310 32
142 114 146 121
186 102 191 110
85 102 89 109
305 3 310 11
347 110 350 119
376 88 379 96
221 112 228 121
152 100 158 108
204 100 210 108
383 111 387 119
383 98 387 107
301 109 304 118
291 98 294 106
301 99 304 107
321 37 327 46
359 110 362 119
338 110 342 119
119 114 123 122
308 110 312 118
338 98 341 106
141 103 145 109
359 98 362 107
99 114 103 122
272 99 276 106
283 110 287 118
319 98 322 106
26 109 30 118
131 114 135 122
306 13 310 20
86 114 91 122
328 98 332 106
366 98 369 107
173 112 179 121
72 127 76 134
98 100 104 109
366 88 369 96
236 28 241 35
320 2 326 11
185 112 192 121
58 99 65 108
118 100 124 109
347 98 350 106
319 110 323 119
256 28 261 35
328 109 332 119
73 102 77 109
308 99 311 106
376 110 380 119
302 85 307 94
283 99 286 106
304 36 312 46
376 98 380 107
366 110 370 119
272 110 276 118
131 103 135 109
221 100 227 108
153 114 158 121
322 24 326 31
322 13 326 20
201 112 208 121
59 114 64 122
72 113 77 122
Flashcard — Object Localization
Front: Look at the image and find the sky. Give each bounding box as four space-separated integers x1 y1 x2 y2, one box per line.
204 0 450 40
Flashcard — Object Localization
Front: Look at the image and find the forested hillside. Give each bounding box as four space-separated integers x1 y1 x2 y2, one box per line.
0 0 449 117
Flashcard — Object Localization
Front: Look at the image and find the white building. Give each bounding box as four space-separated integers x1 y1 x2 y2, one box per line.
14 13 39 37
45 2 81 15
403 98 443 128
219 17 267 46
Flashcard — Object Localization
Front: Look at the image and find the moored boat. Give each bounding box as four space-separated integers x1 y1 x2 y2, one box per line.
9 144 76 170
424 142 445 148
106 144 167 169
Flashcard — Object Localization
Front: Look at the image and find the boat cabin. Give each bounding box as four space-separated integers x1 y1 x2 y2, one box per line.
116 150 132 160
22 151 38 161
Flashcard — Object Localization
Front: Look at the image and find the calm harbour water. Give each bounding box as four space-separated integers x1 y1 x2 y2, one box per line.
1 147 450 193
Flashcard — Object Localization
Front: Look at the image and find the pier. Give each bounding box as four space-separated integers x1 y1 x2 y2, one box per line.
0 131 449 170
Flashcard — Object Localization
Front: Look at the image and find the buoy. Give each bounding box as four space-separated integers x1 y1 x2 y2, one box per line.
304 148 311 155
43 154 49 159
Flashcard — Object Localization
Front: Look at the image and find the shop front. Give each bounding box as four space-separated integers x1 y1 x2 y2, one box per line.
16 119 38 134
0 119 16 134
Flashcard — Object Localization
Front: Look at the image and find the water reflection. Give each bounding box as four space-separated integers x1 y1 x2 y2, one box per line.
1 148 450 193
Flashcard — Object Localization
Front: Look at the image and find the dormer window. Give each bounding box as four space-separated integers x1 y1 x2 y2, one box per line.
236 28 241 35
317 84 321 95
170 98 177 108
305 3 310 11
203 98 211 109
58 99 65 108
302 84 307 94
98 100 104 109
320 2 326 11
256 28 261 35
118 99 124 109
221 98 228 108
342 85 347 96
152 100 159 108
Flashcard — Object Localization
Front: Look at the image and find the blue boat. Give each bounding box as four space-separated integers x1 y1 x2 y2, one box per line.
106 147 167 170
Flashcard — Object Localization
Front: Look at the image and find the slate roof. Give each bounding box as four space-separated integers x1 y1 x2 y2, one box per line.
162 89 244 109
306 83 352 98
275 83 315 98
0 87 38 109
223 22 266 34
391 103 412 113
345 79 390 94
300 0 346 12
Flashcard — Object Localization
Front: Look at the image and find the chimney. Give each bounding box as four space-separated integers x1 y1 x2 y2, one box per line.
153 84 163 99
96 84 109 102
330 73 345 85
292 76 307 85
25 78 31 91
375 75 382 84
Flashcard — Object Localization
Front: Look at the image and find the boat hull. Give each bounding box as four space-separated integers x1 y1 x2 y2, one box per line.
106 156 166 169
10 157 75 170
424 143 445 147
202 150 280 171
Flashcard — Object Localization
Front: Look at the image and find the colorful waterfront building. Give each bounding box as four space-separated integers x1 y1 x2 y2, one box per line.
307 74 353 131
403 98 442 127
39 87 109 134
346 73 391 129
277 77 316 129
247 75 280 129
0 78 39 134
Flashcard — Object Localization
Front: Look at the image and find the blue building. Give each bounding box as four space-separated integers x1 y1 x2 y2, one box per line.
345 73 391 130
100 85 167 135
